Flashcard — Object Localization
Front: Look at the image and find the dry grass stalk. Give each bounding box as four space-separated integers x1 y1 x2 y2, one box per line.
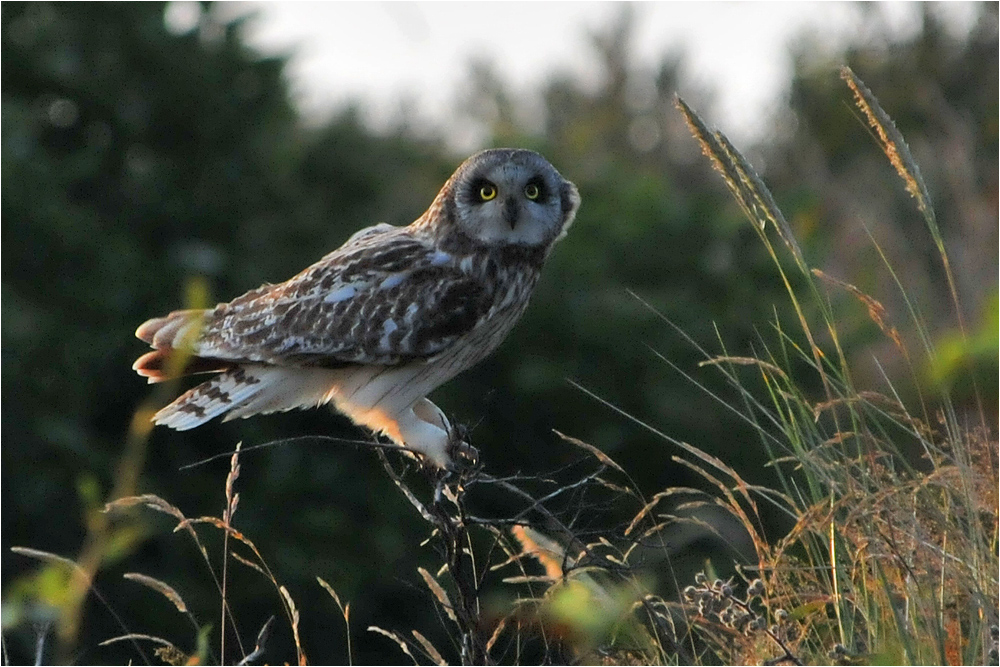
812 268 907 355
411 629 448 666
368 625 419 664
317 576 353 666
220 441 243 662
122 572 188 613
840 66 933 220
418 567 459 626
279 585 307 666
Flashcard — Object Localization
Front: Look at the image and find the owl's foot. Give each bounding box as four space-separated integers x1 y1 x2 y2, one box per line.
403 398 479 472
431 425 479 505
445 422 479 471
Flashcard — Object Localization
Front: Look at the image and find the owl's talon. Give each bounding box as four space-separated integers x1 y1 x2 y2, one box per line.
449 442 479 468
445 423 478 471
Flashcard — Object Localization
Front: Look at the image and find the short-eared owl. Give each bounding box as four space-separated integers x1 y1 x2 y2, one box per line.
133 149 580 468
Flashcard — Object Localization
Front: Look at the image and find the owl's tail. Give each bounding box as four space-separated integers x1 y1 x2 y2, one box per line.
133 309 224 383
134 310 337 429
150 365 336 430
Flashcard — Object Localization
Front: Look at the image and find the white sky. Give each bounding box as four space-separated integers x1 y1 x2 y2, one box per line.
175 2 981 149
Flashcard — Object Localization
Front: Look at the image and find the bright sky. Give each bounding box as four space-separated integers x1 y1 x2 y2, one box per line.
174 2 980 149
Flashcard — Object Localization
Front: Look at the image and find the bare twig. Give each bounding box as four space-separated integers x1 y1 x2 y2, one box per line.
236 616 275 666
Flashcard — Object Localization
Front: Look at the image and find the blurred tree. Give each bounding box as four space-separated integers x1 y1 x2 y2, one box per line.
2 2 299 661
3 2 452 664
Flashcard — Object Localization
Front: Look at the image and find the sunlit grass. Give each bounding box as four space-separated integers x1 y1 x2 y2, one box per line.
650 69 997 665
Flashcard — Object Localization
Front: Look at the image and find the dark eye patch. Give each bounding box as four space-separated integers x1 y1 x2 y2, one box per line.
525 176 548 202
467 177 496 204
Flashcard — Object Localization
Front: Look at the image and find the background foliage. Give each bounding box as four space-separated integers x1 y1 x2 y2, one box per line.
3 2 996 664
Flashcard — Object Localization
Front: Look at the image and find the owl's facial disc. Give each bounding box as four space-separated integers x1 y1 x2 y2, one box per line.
451 149 576 247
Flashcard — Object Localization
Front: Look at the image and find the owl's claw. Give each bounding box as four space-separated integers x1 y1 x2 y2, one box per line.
446 423 479 471
430 422 481 508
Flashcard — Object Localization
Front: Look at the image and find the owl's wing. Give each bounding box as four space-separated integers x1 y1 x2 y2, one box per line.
192 226 496 366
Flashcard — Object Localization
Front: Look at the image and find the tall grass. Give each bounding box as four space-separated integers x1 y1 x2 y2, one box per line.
653 67 997 664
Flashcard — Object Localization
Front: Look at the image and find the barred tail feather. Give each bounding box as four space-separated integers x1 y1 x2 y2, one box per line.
153 365 338 430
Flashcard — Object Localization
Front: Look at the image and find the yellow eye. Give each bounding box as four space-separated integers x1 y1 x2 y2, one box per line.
479 184 497 201
524 183 540 200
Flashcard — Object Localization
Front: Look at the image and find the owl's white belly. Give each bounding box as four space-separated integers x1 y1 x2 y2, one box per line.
325 299 524 438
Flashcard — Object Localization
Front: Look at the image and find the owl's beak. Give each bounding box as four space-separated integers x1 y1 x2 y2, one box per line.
503 196 519 228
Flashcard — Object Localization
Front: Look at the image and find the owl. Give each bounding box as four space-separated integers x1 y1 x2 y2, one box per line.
133 148 580 469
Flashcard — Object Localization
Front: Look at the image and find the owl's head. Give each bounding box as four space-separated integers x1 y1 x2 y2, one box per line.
441 149 580 249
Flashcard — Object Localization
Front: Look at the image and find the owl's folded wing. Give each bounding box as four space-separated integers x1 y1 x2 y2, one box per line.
191 230 496 367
